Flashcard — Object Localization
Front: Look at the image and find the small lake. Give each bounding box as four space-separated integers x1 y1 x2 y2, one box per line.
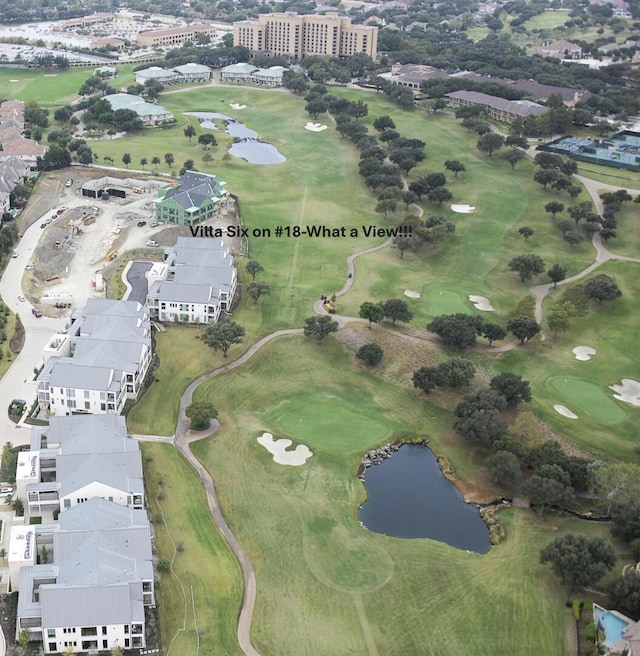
183 111 286 165
358 444 491 553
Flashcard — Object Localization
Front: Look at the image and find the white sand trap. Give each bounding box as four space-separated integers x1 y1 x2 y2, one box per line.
229 103 247 109
257 432 313 466
43 74 57 77
450 204 476 213
554 405 578 419
304 122 328 132
573 346 596 361
609 379 640 406
468 295 494 311
404 289 421 299
9 79 19 82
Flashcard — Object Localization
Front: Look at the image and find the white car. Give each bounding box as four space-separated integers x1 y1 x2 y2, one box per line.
17 295 25 302
146 240 159 247
12 251 18 258
0 487 13 498
25 263 34 271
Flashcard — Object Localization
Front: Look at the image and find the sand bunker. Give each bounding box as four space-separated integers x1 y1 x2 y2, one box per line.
257 432 313 466
304 122 328 132
609 379 640 406
229 103 247 109
9 79 19 82
404 290 421 299
468 295 494 311
450 204 476 213
554 405 578 419
573 346 596 361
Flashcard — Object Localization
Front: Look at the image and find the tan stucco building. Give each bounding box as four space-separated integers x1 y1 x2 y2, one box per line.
137 23 217 47
233 12 377 60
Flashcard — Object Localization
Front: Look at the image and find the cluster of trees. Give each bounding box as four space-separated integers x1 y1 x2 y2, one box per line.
413 358 476 393
82 97 143 134
408 171 452 206
359 299 413 327
304 315 338 341
532 152 581 198
393 215 456 258
427 313 515 349
244 260 271 304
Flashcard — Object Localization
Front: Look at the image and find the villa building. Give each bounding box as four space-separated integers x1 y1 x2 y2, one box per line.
233 12 378 60
103 93 173 126
146 236 237 324
37 300 153 417
220 62 289 86
154 170 227 226
445 90 548 124
136 23 217 47
12 416 153 654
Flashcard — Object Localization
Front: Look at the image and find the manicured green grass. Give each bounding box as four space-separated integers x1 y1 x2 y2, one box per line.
266 394 391 454
422 285 475 316
605 200 640 259
577 163 640 187
0 65 136 107
142 442 243 656
545 375 627 424
186 335 601 656
127 326 228 436
524 10 571 31
499 260 640 460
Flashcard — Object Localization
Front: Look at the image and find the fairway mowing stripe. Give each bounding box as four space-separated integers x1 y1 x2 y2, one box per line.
353 593 379 656
285 186 308 292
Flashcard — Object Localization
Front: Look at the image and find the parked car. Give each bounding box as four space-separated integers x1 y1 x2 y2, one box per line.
54 302 71 309
17 295 25 302
0 487 14 498
40 223 47 229
150 222 160 228
146 240 159 247
137 220 147 227
65 179 73 187
32 308 42 318
25 263 34 271
12 251 18 258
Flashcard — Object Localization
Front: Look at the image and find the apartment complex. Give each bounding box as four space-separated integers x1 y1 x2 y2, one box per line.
137 23 217 47
103 93 174 126
37 300 153 417
13 416 152 654
233 12 378 60
134 63 212 86
146 236 237 324
445 90 549 124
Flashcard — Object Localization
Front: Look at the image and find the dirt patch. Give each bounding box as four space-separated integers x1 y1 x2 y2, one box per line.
9 315 24 353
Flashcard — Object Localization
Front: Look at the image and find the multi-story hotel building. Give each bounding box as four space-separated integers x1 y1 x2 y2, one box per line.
233 12 378 60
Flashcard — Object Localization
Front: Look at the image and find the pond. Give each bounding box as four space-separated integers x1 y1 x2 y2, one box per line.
358 444 491 553
183 111 286 164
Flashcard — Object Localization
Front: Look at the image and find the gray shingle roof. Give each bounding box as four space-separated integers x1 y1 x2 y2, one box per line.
161 170 226 211
58 451 143 496
58 497 148 531
446 90 548 117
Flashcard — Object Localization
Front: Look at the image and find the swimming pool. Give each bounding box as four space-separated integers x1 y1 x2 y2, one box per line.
594 604 631 648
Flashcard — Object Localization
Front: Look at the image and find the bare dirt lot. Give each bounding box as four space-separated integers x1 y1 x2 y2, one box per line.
21 167 242 313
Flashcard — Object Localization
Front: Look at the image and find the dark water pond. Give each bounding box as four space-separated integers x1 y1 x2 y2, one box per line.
358 444 491 553
183 111 285 164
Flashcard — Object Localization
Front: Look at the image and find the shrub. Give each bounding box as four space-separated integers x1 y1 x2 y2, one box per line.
356 343 383 366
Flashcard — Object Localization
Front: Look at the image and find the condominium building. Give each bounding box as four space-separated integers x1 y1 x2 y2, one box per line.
37 300 153 417
137 23 217 47
233 12 378 60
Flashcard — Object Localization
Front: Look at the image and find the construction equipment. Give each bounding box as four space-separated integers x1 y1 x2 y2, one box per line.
105 249 117 261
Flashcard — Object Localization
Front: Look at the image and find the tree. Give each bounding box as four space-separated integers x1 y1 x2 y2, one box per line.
533 168 560 189
508 254 545 282
412 367 442 394
436 358 476 388
505 135 528 150
428 186 453 206
180 159 195 175
504 149 525 170
356 343 383 366
152 156 161 169
245 260 264 281
490 373 531 407
547 263 567 288
202 152 213 167
164 152 175 168
483 323 507 346
524 474 573 516
477 132 504 157
375 198 397 218
608 569 640 619
486 451 521 487
427 313 485 350
545 201 565 218
507 315 540 344
185 401 218 431
184 125 197 142
304 315 339 341
381 298 413 325
518 226 534 242
594 463 640 515
122 152 131 168
444 160 466 177
453 390 507 446
246 281 271 303
373 115 395 132
539 533 616 593
198 133 217 149
547 302 575 337
203 321 246 357
584 278 622 304
140 157 148 170
563 231 584 247
359 302 384 327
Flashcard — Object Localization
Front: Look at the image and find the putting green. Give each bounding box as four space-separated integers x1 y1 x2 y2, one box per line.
422 286 472 318
546 376 627 425
268 396 390 454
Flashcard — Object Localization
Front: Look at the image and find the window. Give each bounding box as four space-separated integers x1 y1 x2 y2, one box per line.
84 402 90 410
102 626 107 635
103 640 108 648
48 643 56 652
127 496 132 506
84 390 90 399
64 498 71 509
47 629 56 638
125 639 130 648
124 626 129 634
